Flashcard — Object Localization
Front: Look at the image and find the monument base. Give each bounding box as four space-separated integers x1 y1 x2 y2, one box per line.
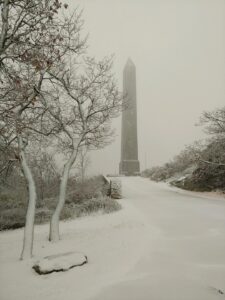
119 160 140 176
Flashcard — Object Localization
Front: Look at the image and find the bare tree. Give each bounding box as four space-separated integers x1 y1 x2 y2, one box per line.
48 56 123 241
0 65 50 260
76 146 91 183
0 0 85 259
29 149 60 202
198 107 225 166
200 107 225 136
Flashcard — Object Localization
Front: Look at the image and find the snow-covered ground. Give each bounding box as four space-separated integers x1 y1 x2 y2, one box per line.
93 177 225 300
1 177 225 300
0 198 150 300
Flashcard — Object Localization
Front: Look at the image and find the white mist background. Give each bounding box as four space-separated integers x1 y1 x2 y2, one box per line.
66 0 225 174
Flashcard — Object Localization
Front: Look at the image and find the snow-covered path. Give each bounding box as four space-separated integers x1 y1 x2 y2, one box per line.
92 177 225 300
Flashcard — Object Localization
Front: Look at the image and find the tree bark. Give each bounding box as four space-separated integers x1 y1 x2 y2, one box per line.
49 148 78 242
0 0 9 56
18 135 37 260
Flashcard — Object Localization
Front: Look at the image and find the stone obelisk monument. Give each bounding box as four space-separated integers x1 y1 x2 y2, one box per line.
119 58 140 175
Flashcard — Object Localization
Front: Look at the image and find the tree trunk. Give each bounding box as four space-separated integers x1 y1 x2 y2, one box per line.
81 159 84 184
49 149 78 242
18 135 37 260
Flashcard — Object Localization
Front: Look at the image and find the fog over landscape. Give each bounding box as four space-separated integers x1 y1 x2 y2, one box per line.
1 1 225 299
66 0 225 174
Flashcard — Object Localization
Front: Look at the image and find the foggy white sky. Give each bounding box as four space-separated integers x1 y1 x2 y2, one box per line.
67 0 225 174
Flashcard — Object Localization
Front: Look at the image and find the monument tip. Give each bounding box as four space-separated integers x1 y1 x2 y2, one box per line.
125 57 135 67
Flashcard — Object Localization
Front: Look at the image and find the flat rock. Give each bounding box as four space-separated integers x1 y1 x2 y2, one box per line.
33 251 88 275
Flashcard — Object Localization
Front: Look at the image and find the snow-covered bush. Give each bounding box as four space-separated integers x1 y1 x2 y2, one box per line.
110 179 122 199
67 175 109 204
0 176 121 231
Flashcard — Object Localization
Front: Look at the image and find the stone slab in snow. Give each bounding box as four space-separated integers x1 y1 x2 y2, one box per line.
33 252 88 275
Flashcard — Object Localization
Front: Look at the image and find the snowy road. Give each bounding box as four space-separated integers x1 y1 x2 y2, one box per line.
92 177 225 300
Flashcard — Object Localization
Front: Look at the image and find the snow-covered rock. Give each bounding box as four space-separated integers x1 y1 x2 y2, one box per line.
110 179 122 199
33 252 87 275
